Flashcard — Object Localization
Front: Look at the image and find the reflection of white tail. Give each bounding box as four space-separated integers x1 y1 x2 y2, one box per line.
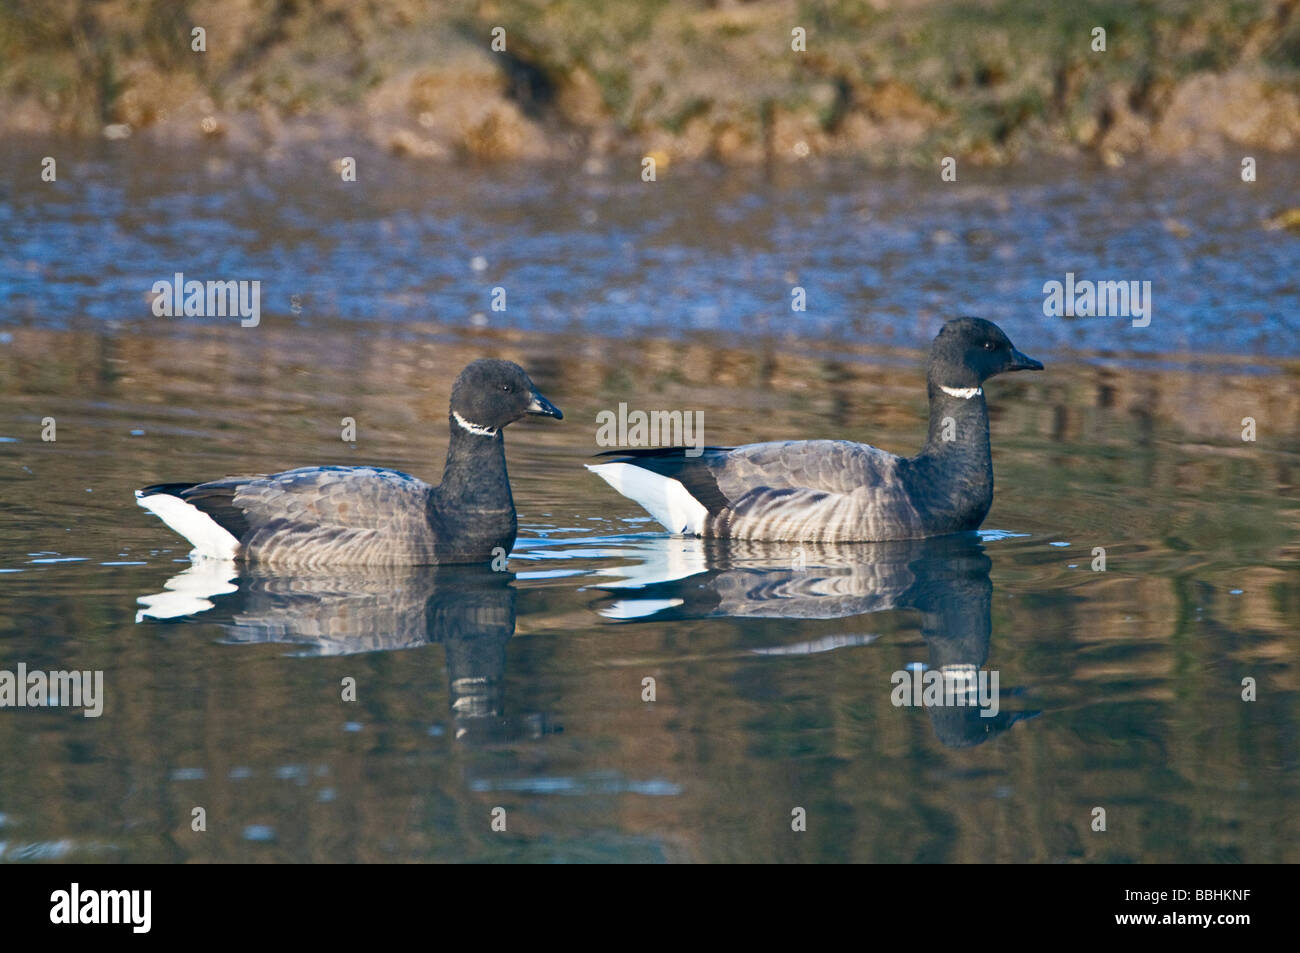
598 598 685 620
135 489 240 559
135 559 238 621
591 535 707 589
750 633 879 656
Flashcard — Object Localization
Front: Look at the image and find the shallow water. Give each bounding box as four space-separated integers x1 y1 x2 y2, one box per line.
0 144 1297 862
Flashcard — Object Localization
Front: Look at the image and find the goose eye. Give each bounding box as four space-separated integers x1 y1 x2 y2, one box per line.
983 341 996 350
502 384 512 392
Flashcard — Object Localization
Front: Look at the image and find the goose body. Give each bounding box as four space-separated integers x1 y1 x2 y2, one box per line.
588 317 1042 542
136 360 562 566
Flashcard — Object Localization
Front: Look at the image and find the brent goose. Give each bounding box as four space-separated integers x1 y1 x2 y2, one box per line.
588 317 1042 542
136 359 562 566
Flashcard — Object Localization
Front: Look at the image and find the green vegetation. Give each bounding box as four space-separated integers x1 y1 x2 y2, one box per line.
1 0 1297 163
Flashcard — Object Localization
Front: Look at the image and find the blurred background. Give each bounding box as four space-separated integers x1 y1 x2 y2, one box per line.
3 0 1299 165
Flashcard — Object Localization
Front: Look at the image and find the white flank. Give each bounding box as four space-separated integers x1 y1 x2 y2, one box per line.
135 489 240 560
586 463 708 536
939 385 982 399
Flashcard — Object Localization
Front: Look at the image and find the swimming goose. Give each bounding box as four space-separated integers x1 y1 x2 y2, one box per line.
587 317 1042 542
136 359 562 566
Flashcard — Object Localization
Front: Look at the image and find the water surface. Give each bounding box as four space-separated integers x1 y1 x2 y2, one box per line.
0 145 1297 862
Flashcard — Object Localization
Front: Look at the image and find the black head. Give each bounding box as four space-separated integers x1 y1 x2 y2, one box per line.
927 317 1043 391
449 359 563 431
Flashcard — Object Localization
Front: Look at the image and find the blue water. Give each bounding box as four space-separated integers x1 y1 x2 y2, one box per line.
3 140 1296 357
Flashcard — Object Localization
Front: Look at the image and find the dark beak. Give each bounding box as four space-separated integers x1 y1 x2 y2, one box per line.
526 390 563 420
1006 347 1044 372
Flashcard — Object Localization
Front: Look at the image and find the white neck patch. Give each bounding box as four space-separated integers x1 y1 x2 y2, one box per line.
940 385 982 399
453 410 498 437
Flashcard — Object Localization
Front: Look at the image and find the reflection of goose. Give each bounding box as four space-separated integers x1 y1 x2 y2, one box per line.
593 535 982 620
592 533 1036 747
137 563 540 742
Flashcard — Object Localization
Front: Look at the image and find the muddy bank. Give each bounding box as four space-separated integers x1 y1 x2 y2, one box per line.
2 0 1298 165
